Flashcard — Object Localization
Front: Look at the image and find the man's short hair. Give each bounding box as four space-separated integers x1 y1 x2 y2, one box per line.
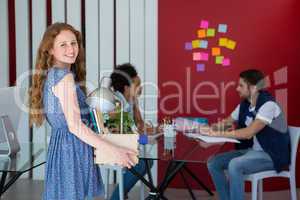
239 69 265 89
110 63 138 94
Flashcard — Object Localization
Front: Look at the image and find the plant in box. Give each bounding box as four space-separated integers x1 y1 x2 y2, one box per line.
104 102 135 134
86 83 139 165
93 107 139 165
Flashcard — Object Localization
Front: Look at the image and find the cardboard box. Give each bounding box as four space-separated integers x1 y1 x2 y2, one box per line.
94 134 139 165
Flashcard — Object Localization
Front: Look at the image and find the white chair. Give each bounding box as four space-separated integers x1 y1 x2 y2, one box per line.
244 126 300 200
101 164 125 200
101 165 146 200
101 145 147 200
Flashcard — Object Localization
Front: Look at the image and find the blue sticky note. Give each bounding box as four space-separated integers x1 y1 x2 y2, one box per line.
200 40 208 48
196 64 205 72
218 24 227 33
185 42 193 50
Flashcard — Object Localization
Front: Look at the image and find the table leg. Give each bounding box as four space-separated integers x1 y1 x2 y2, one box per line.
179 170 196 200
1 172 23 195
145 159 154 186
129 159 168 200
183 165 213 196
0 172 8 198
129 166 157 193
158 161 185 196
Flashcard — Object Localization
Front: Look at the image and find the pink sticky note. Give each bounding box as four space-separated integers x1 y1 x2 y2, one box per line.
193 52 201 61
200 20 209 29
222 58 231 66
200 52 209 61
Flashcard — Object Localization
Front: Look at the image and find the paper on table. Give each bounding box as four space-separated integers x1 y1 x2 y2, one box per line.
175 117 207 133
185 133 240 143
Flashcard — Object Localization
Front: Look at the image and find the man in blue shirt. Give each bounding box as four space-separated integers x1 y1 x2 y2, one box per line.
203 69 290 200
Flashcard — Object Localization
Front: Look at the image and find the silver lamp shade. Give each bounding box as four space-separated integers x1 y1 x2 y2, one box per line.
86 87 116 113
86 76 125 134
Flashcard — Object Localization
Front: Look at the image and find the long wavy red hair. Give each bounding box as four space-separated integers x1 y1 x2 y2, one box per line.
29 22 86 127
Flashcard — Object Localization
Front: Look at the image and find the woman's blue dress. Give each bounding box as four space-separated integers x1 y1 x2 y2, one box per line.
42 67 104 200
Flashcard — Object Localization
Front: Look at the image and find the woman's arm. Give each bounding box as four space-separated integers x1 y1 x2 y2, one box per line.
52 74 136 167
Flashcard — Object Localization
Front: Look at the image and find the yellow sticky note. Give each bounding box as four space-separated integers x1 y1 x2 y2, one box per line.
206 28 215 37
219 38 228 47
192 40 200 48
216 56 224 64
197 29 206 38
212 47 221 56
226 40 237 50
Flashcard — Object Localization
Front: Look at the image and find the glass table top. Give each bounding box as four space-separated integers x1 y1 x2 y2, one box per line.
139 132 225 163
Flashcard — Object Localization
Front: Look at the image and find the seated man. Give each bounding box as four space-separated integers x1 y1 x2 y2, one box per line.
203 69 290 200
109 63 156 200
131 75 161 134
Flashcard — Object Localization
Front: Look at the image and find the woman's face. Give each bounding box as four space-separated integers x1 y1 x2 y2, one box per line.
50 30 79 68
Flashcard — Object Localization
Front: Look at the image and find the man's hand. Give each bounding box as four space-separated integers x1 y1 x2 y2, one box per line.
198 126 226 137
198 125 212 135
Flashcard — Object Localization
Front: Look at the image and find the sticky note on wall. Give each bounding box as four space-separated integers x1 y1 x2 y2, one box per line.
216 56 224 64
222 58 231 66
206 28 215 37
197 29 206 38
211 47 221 56
219 38 228 47
196 64 205 72
193 52 201 61
199 40 208 48
185 42 193 50
226 40 237 50
192 40 200 48
200 20 209 29
218 24 228 33
200 52 209 61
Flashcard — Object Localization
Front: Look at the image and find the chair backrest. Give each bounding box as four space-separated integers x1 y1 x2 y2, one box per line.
0 115 21 155
288 126 300 172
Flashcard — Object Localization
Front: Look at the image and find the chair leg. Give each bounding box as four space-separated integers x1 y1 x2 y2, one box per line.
251 180 258 200
139 180 145 200
118 168 124 200
258 180 263 200
104 168 110 200
289 175 297 200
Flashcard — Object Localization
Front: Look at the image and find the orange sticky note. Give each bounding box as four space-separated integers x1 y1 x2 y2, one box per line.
192 40 200 48
226 40 237 50
219 38 228 47
212 47 221 56
197 29 206 38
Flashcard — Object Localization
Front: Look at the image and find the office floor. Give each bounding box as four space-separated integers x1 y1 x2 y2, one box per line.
1 179 298 200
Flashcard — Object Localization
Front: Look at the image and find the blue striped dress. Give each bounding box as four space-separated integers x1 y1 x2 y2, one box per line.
42 67 104 200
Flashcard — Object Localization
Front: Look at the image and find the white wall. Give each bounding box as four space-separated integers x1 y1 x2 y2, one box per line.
31 0 47 179
51 0 65 23
15 0 30 142
0 0 9 88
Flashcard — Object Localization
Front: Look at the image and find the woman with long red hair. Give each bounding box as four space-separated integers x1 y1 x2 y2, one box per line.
29 22 137 200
